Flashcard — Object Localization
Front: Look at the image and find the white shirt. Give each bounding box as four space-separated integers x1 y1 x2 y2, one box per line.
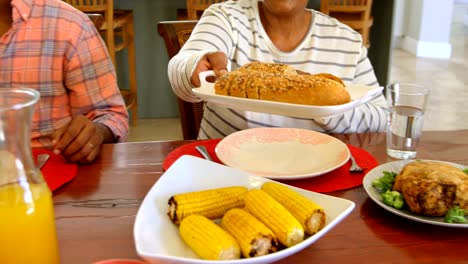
168 0 387 139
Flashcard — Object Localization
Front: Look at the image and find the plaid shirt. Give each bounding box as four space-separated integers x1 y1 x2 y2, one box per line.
0 0 129 148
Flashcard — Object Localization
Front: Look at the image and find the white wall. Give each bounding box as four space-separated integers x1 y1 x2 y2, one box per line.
452 0 468 25
393 0 405 38
420 0 454 43
406 0 423 40
393 0 455 59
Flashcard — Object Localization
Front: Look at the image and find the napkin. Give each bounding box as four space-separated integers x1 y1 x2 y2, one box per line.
32 149 78 192
162 139 379 193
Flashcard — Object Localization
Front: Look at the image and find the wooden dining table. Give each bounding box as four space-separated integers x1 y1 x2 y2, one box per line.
53 130 468 264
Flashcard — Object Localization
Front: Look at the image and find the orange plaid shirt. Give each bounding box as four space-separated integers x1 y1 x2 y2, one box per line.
0 0 129 148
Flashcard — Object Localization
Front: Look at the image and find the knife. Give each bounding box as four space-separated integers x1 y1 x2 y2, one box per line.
36 154 50 169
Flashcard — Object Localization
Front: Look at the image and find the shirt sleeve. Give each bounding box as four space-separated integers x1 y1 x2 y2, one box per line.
168 4 235 103
63 16 129 142
313 46 387 133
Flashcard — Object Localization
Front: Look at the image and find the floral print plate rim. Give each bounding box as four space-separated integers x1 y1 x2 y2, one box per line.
215 128 350 180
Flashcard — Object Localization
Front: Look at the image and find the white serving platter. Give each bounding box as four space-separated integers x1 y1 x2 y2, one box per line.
193 71 383 118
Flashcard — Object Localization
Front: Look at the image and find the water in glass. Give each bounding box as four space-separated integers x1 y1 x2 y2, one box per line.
386 105 424 159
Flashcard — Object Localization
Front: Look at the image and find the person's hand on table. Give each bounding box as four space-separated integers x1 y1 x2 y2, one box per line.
191 52 228 87
51 115 113 163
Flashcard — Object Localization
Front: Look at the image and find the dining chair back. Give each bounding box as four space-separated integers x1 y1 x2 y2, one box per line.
157 21 204 140
62 0 138 125
86 13 105 29
320 0 374 48
186 0 226 20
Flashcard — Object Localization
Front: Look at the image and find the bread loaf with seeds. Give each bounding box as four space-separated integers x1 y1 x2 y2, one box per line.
237 61 298 75
214 63 350 106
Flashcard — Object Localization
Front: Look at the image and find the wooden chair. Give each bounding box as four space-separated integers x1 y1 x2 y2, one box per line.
86 13 104 29
320 0 374 48
63 0 138 126
157 21 204 140
185 0 226 20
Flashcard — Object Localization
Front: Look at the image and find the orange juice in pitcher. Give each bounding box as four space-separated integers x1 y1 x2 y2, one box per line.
0 182 60 263
0 88 60 264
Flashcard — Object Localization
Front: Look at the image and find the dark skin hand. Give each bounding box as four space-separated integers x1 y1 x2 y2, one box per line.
191 52 228 87
52 115 115 163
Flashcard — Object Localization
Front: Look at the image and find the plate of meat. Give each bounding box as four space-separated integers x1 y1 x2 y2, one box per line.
363 159 468 228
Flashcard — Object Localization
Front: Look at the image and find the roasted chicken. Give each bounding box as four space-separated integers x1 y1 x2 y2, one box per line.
393 161 468 216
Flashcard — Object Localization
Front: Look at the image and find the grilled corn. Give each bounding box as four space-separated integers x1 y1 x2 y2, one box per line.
168 186 248 224
244 189 304 247
262 182 326 234
221 208 279 258
179 214 241 260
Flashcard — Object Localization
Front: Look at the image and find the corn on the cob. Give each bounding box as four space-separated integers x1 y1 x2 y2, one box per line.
179 214 241 260
221 208 279 258
261 182 326 235
167 186 247 224
244 189 304 247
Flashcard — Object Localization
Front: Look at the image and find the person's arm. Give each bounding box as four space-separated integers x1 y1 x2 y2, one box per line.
95 122 115 143
168 4 235 103
54 12 129 163
63 13 129 143
314 46 387 133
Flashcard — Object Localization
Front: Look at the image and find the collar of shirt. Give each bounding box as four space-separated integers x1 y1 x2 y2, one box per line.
11 0 33 22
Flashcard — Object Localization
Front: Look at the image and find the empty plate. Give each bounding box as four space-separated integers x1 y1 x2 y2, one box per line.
215 128 350 180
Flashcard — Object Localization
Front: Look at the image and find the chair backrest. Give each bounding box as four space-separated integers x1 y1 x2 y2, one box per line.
158 21 204 140
320 0 373 47
63 0 116 64
320 0 371 14
86 13 105 29
62 0 109 12
186 0 226 20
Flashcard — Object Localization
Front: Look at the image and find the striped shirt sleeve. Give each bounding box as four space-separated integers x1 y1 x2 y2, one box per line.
168 3 236 103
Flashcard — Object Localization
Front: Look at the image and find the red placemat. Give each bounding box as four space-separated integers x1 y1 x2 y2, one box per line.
162 139 379 193
32 149 78 192
163 140 223 169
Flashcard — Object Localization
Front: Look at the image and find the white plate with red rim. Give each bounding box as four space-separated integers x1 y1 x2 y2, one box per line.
192 70 384 118
134 155 355 264
215 127 350 180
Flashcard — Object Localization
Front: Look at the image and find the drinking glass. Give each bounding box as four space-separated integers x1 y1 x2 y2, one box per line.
385 83 430 159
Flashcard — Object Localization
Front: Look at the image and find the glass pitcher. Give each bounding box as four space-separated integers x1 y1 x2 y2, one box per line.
0 88 60 263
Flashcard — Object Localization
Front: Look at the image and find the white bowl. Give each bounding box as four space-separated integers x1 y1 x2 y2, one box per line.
134 155 355 264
